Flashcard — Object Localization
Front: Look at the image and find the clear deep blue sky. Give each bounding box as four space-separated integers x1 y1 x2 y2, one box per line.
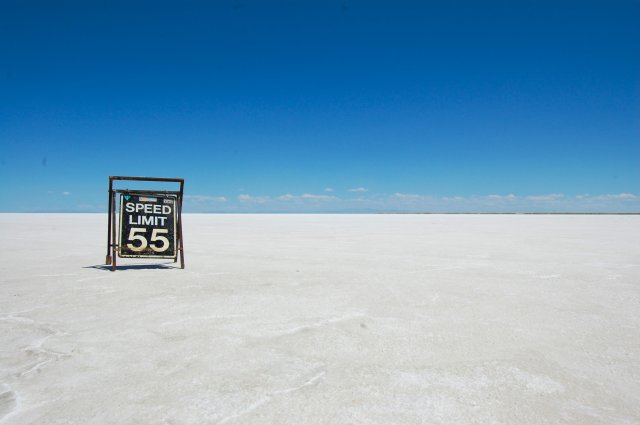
1 0 638 212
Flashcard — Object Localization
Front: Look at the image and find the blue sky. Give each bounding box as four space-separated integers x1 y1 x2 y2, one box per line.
1 0 638 212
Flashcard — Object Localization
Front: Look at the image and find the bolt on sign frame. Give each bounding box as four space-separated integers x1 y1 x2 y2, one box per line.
106 176 185 271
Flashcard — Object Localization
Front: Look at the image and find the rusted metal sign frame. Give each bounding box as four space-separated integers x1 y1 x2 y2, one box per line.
106 176 185 271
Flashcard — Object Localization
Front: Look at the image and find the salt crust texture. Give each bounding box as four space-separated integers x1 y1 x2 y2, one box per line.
0 214 639 424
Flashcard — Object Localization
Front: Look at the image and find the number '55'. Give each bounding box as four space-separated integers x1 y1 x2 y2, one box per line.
126 228 169 252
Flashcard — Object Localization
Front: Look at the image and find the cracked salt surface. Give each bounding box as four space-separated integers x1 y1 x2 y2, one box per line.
0 213 639 424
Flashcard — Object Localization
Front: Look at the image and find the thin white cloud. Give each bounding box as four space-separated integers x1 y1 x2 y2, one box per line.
486 194 516 201
301 193 335 201
324 187 334 192
275 193 337 201
393 193 426 200
238 194 270 203
348 187 368 193
601 193 636 200
576 193 637 201
526 194 564 202
62 191 71 196
185 194 227 202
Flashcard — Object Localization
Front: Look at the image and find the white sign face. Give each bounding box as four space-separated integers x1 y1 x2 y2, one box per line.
118 193 177 259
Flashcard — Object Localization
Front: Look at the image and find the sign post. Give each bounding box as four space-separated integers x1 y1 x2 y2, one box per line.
106 176 185 271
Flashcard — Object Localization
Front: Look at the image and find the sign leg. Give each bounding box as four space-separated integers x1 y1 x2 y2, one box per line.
178 196 185 269
111 192 117 271
106 178 113 265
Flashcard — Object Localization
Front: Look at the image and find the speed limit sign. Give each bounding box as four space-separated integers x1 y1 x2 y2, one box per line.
106 176 184 271
119 193 177 259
